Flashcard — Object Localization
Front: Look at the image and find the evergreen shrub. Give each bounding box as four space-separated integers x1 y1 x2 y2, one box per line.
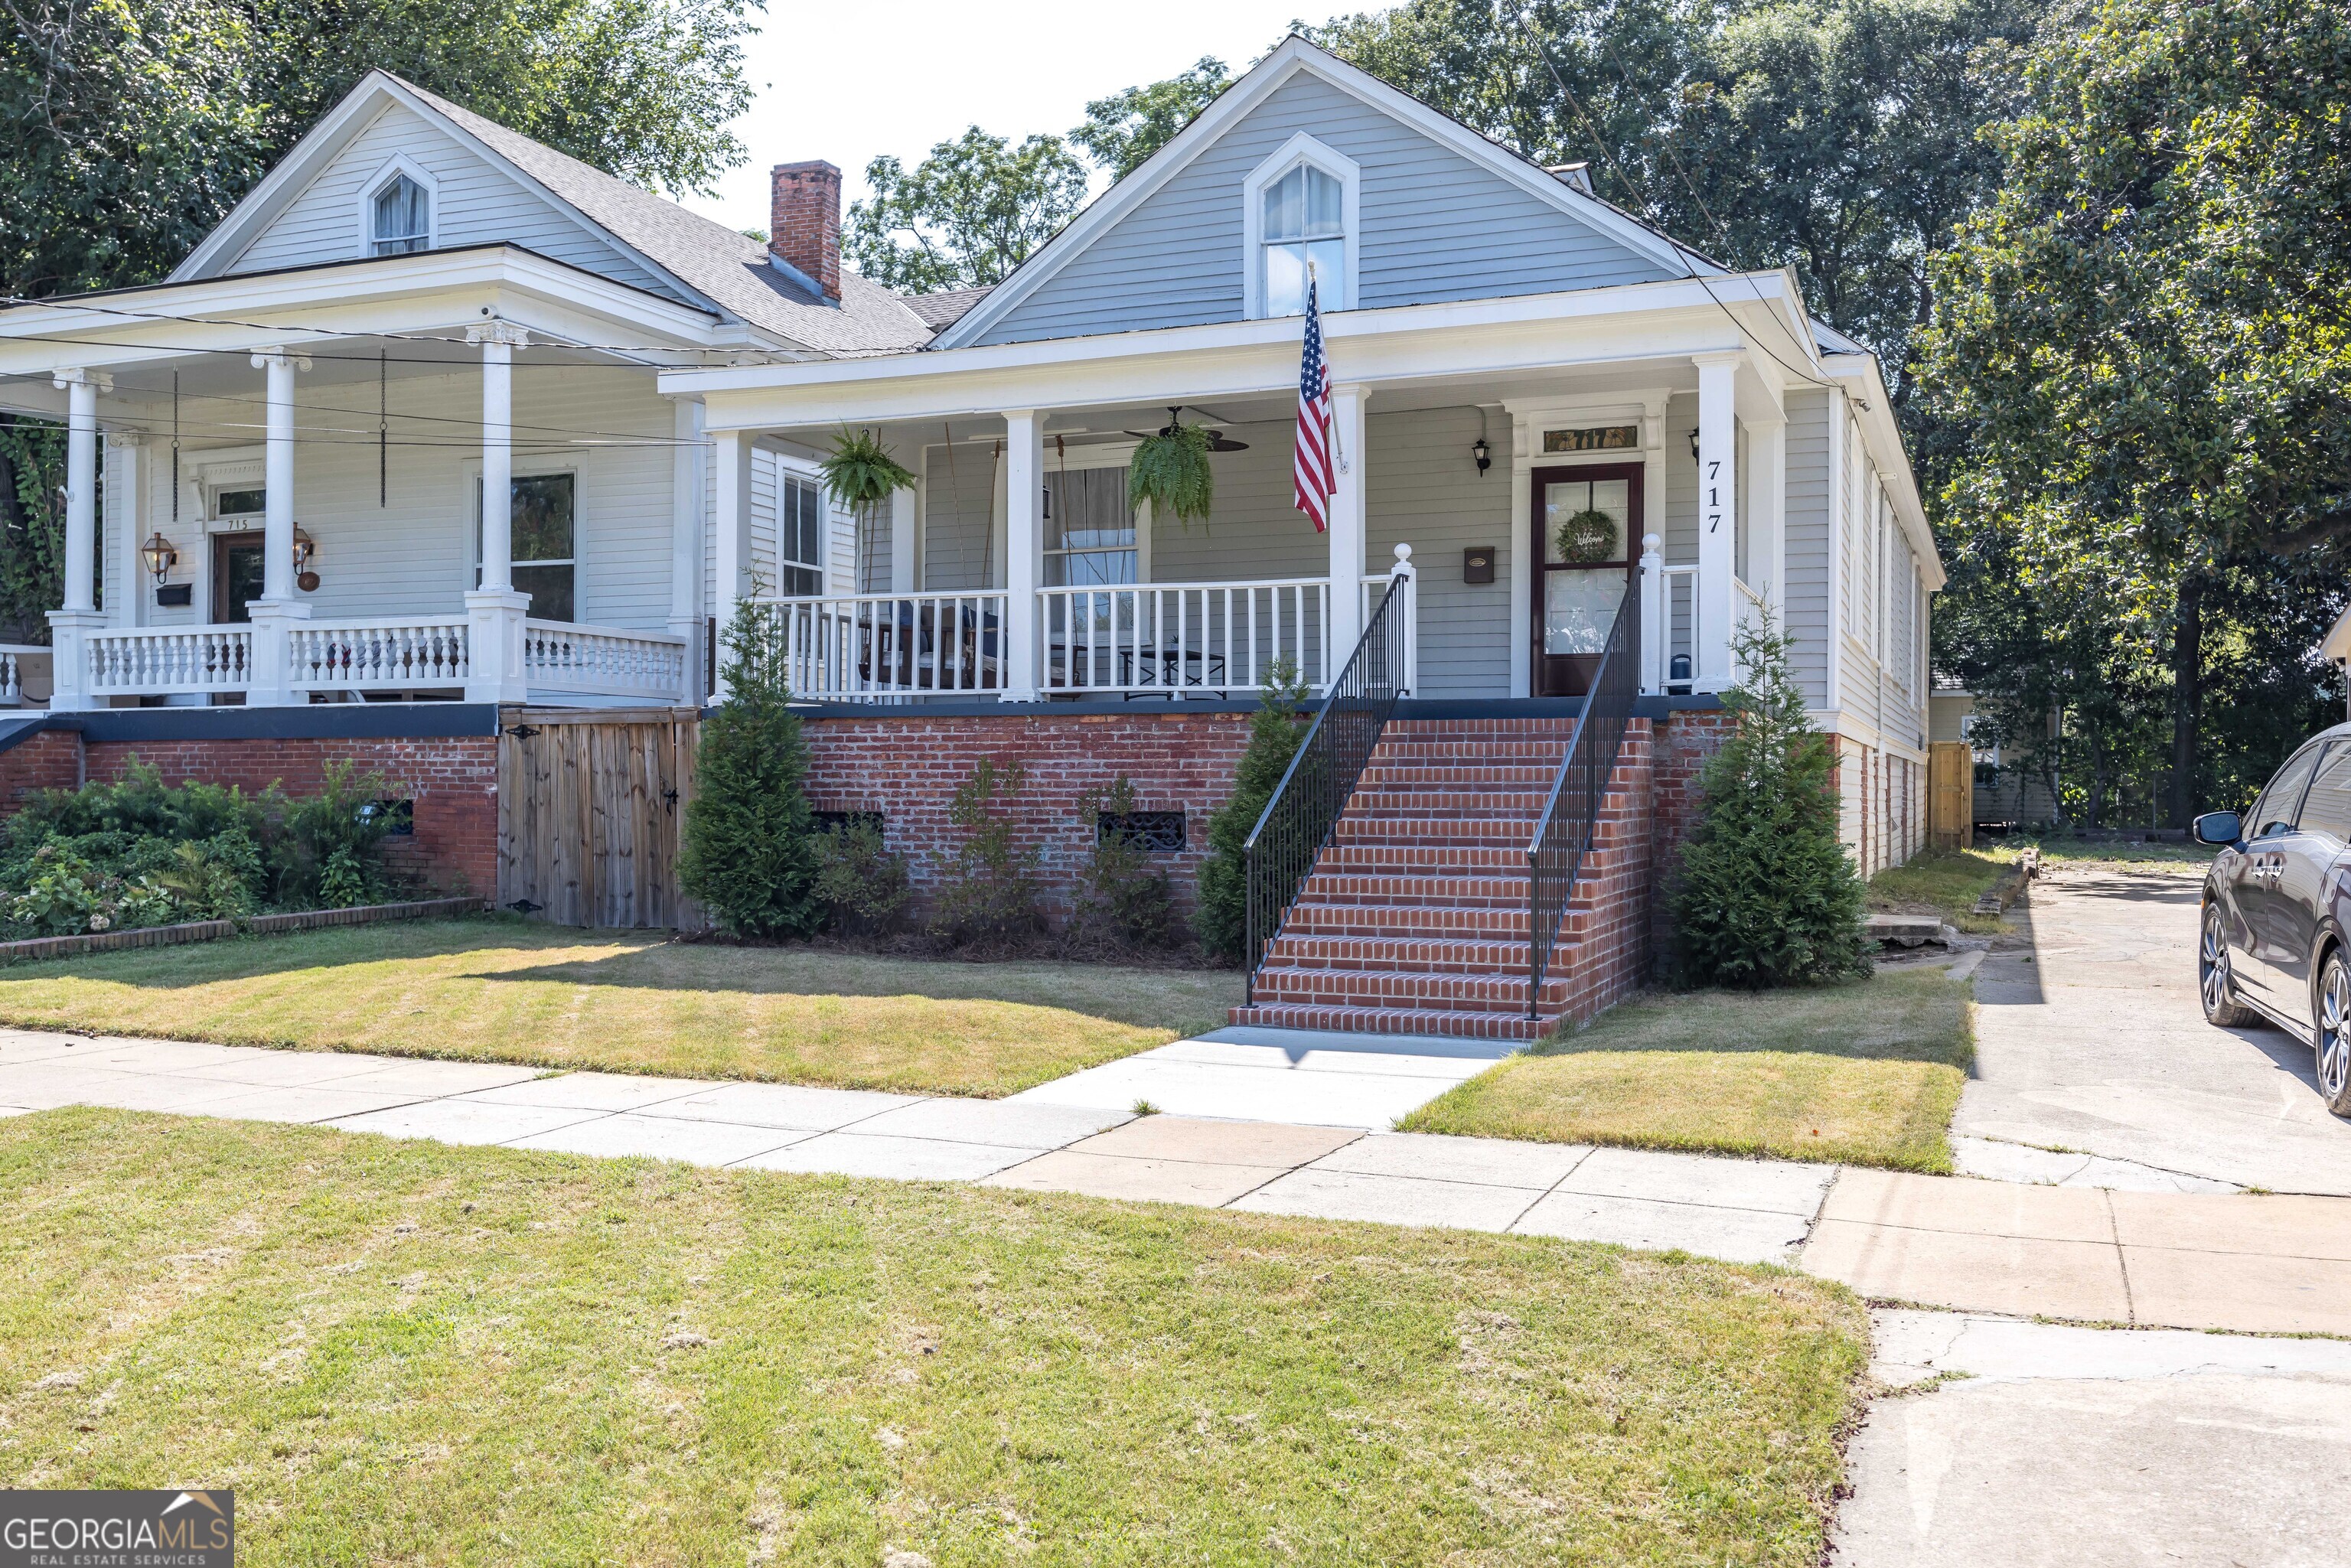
679 598 820 938
811 817 910 936
1669 611 1870 987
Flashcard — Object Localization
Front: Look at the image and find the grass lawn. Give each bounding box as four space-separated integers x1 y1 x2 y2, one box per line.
0 1107 1867 1566
1402 968 1974 1172
0 917 1241 1098
1870 839 2214 934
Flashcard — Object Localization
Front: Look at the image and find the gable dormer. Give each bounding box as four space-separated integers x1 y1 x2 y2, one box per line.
940 39 1694 350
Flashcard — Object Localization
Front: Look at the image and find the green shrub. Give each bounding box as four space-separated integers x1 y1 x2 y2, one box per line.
273 761 399 908
1668 611 1870 988
1194 660 1309 963
929 756 1042 947
149 836 262 920
1065 776 1179 957
680 598 820 939
811 817 910 937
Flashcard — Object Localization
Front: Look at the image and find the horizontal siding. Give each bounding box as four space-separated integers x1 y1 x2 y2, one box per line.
1783 388 1831 709
1366 406 1511 697
227 101 684 302
976 70 1672 347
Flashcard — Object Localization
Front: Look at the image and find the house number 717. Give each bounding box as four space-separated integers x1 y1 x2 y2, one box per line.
1705 458 1723 533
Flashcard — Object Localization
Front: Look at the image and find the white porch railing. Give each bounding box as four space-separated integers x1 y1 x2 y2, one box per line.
0 644 46 706
523 621 690 700
1042 578 1329 696
759 591 1009 700
1358 546 1418 696
86 627 254 696
292 618 471 692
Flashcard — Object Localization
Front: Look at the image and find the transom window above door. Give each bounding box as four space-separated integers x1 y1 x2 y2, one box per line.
370 173 430 256
1260 163 1345 317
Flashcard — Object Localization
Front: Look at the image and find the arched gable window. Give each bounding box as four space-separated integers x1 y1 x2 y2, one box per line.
1243 136 1359 319
370 174 431 256
1260 163 1343 317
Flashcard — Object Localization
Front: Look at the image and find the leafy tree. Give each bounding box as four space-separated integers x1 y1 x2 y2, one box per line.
1918 0 2351 824
1071 56 1233 177
1306 0 2036 399
1669 611 1868 987
1195 661 1309 964
844 127 1088 293
679 599 820 939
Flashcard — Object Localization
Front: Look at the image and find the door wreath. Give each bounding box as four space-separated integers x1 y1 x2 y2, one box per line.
1553 505 1619 563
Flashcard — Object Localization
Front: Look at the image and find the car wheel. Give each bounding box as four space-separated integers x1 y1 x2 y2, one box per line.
2317 949 2351 1118
2200 903 2258 1028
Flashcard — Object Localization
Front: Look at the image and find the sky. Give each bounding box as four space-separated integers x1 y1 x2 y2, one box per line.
677 0 1330 235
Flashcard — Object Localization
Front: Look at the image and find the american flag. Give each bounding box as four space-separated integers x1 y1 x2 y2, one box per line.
1293 279 1334 533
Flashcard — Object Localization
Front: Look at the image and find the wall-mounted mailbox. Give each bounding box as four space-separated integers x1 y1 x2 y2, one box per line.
1462 546 1496 585
155 583 193 608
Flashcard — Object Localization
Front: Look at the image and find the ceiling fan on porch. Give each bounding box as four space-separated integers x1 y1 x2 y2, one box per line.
1123 406 1249 451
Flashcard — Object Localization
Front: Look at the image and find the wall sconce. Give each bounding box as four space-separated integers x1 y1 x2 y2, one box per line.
139 532 178 583
1687 428 1701 462
292 526 319 592
1472 437 1491 474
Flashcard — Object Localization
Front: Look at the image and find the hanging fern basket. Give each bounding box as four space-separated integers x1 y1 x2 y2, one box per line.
1552 505 1619 564
1128 422 1215 530
818 428 916 513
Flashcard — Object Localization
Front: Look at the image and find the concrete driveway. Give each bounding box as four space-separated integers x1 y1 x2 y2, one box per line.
1958 864 2351 1195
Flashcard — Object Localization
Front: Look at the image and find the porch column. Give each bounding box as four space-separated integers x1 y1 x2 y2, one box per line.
707 427 752 700
890 486 918 593
1002 409 1042 701
1325 383 1368 677
109 431 145 628
667 398 706 701
463 323 530 705
46 367 110 712
1692 351 1740 689
246 350 313 706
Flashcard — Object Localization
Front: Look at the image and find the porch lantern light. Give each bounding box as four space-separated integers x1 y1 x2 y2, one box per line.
1687 428 1700 462
292 526 319 592
1471 437 1490 474
139 532 178 583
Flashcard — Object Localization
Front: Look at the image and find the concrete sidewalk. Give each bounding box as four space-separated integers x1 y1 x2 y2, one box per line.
8 1022 2351 1333
0 1026 1831 1265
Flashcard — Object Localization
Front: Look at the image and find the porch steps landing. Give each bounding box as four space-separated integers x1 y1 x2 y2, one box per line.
1229 718 1650 1043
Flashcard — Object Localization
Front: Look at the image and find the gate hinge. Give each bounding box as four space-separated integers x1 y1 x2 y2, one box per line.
505 723 540 739
507 898 543 914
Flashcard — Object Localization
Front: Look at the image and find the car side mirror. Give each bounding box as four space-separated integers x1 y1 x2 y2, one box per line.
2192 810 2242 847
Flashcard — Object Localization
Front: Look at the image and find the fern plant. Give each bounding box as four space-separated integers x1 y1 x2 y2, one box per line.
819 429 915 585
1128 421 1214 528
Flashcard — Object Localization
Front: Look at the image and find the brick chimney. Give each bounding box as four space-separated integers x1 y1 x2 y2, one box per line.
769 160 842 302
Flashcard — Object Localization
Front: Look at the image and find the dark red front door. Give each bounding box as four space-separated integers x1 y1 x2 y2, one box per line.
1531 462 1640 696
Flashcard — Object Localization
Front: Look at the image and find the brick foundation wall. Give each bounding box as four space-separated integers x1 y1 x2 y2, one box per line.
1552 719 1655 1026
0 729 83 812
0 730 499 898
801 709 1254 918
1648 706 1738 967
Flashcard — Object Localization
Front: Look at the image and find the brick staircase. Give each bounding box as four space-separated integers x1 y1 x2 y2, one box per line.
1229 716 1653 1042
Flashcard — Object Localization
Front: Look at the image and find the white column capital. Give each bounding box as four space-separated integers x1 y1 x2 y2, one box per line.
249 347 312 373
466 321 531 350
1689 348 1746 370
52 367 112 394
105 428 146 448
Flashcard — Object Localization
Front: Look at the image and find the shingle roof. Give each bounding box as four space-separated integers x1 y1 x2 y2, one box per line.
898 287 993 331
397 77 935 358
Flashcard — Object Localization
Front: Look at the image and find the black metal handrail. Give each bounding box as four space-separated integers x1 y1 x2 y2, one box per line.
1524 577 1642 1016
1241 575 1410 996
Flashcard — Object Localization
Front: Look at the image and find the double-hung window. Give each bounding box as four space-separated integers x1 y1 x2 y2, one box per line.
371 174 430 256
778 474 823 597
1261 163 1345 317
1044 467 1136 587
476 473 576 621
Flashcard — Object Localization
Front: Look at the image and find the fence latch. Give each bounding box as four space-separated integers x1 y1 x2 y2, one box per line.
505 723 540 739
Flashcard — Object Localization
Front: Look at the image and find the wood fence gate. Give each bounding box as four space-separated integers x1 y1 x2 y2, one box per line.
1928 740 1974 852
497 707 701 927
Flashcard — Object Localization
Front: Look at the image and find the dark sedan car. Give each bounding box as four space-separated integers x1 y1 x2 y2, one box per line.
2196 722 2351 1117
